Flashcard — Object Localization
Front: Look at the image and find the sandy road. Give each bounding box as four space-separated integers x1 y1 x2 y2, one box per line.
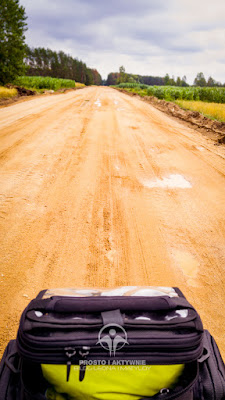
0 86 225 358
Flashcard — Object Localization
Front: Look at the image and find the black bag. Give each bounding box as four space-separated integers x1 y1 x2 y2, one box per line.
16 287 203 399
1 287 224 399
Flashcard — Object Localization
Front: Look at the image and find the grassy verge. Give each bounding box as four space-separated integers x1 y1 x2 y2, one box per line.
0 86 18 99
175 100 225 122
13 76 76 91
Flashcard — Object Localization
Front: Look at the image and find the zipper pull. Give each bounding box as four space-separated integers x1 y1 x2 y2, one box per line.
65 347 76 382
67 360 71 382
79 346 90 382
159 388 170 396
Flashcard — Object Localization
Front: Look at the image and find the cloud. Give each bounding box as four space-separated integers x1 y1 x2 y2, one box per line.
20 0 225 83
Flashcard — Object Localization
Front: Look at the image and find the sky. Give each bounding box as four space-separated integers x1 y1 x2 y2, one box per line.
20 0 225 84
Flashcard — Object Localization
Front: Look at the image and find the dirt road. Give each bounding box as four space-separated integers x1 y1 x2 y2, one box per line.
0 87 225 358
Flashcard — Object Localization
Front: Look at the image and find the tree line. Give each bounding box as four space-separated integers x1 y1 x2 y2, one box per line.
193 72 223 87
0 0 102 85
106 67 224 88
106 72 168 86
106 67 187 87
25 47 102 86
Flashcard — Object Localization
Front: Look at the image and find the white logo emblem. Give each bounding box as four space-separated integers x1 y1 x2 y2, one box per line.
97 323 129 356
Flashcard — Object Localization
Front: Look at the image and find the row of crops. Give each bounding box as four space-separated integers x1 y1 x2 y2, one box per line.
116 83 225 104
13 76 76 91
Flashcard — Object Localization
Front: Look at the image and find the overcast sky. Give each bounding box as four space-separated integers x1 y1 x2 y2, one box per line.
20 0 225 83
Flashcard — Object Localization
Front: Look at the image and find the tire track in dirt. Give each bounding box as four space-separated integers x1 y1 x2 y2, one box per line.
84 110 130 287
0 95 95 161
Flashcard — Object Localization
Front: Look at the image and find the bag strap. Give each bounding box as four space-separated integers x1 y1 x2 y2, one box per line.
5 351 21 374
101 309 124 326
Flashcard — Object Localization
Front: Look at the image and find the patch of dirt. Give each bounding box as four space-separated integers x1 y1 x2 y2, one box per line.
56 88 77 93
118 89 225 145
6 84 37 96
0 97 18 107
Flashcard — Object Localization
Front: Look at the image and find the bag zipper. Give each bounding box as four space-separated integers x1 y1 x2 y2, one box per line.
78 346 90 381
64 346 90 382
64 347 76 382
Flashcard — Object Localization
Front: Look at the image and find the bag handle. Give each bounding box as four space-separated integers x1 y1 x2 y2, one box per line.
27 296 193 313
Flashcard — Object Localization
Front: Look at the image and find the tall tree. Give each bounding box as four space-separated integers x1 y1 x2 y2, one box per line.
194 72 207 87
171 75 176 86
207 76 219 87
176 76 181 86
164 73 170 86
0 0 27 84
181 75 188 87
117 66 129 84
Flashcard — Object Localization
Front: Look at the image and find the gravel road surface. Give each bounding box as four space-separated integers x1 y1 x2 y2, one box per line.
0 87 224 358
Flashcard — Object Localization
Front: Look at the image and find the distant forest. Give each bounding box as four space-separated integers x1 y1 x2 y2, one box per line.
25 47 102 86
106 72 166 86
106 67 224 87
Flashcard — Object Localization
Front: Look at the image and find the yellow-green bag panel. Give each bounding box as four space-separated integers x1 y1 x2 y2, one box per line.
45 387 66 400
42 364 185 400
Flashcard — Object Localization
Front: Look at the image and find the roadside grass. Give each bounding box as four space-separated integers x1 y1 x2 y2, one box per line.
115 86 148 97
115 86 225 123
175 100 225 122
75 82 86 88
0 86 18 99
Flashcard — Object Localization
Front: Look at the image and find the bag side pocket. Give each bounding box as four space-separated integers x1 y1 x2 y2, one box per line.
194 330 225 400
0 340 21 400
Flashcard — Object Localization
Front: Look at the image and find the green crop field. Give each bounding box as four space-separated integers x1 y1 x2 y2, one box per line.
116 83 225 104
13 76 76 91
